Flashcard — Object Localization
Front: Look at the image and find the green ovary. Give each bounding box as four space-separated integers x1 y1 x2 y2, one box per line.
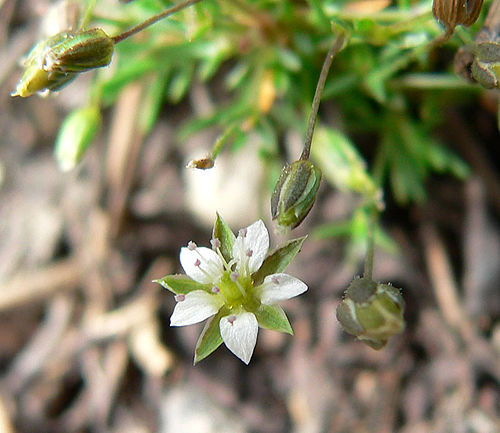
218 272 259 312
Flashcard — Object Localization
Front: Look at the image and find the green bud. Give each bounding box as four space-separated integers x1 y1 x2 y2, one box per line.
336 279 405 349
12 28 114 97
271 159 322 230
54 106 101 171
470 42 500 89
11 65 77 98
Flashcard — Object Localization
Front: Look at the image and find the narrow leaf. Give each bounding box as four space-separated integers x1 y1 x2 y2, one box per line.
255 304 293 335
154 274 209 294
212 213 236 263
194 309 226 364
252 236 306 286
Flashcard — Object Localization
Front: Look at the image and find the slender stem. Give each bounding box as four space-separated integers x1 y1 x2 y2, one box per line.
111 0 203 44
363 207 378 281
80 0 97 30
497 96 500 132
210 123 237 159
300 33 345 160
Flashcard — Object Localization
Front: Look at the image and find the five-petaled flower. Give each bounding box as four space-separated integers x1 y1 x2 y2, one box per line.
155 214 307 364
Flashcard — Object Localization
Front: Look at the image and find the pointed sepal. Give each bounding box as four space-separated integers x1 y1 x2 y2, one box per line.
154 274 210 294
252 236 306 285
254 304 293 335
212 212 236 263
194 309 227 364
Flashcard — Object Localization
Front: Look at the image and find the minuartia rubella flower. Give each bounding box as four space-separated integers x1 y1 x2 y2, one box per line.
155 214 307 364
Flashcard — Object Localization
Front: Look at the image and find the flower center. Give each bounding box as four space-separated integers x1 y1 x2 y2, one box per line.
218 270 253 307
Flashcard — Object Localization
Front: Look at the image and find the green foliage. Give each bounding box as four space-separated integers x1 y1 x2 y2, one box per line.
35 0 481 250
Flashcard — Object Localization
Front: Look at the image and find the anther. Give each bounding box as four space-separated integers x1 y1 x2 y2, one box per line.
272 276 280 285
210 238 221 250
230 272 239 282
211 286 220 293
227 315 236 325
175 294 185 302
239 228 247 238
246 249 253 257
188 241 197 251
194 259 201 267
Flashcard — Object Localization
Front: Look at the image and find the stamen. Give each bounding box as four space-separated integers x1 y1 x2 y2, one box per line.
211 286 220 293
230 272 239 281
175 294 185 302
272 276 280 285
227 315 236 325
187 241 197 251
239 228 247 238
246 249 253 257
194 258 201 267
210 238 221 250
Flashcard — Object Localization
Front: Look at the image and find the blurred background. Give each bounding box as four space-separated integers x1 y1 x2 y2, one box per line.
1 0 500 432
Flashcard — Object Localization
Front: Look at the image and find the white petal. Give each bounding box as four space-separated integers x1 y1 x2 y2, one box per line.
170 290 223 326
233 220 269 274
219 311 258 364
259 273 308 305
180 246 224 284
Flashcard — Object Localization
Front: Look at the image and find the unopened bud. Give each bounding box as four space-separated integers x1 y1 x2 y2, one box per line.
54 106 101 171
271 160 322 230
337 279 405 349
470 42 500 88
12 28 114 97
432 0 483 33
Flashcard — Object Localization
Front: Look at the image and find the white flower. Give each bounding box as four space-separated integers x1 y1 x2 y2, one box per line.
168 219 307 364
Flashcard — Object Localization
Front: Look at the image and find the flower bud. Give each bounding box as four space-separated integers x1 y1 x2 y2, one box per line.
271 160 322 230
336 279 405 349
432 0 483 33
11 65 76 98
470 42 500 88
12 28 114 97
54 106 101 171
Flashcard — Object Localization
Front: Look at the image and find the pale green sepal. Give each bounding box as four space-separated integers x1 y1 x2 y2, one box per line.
55 106 101 172
252 236 306 286
154 274 210 294
212 212 236 263
194 309 226 364
254 304 293 335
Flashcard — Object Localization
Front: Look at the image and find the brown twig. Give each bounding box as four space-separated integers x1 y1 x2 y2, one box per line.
0 259 80 311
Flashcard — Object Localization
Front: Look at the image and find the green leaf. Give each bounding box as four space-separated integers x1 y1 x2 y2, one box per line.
194 309 225 364
252 236 306 286
310 127 380 204
154 274 209 294
255 304 293 335
212 213 236 263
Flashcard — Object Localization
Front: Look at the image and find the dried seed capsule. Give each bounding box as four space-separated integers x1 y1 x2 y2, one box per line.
271 159 322 230
336 279 405 349
433 0 484 33
12 28 114 97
